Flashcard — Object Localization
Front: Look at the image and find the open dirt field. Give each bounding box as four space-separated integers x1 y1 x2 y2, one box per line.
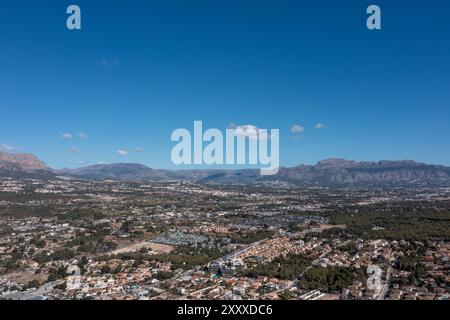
109 241 174 255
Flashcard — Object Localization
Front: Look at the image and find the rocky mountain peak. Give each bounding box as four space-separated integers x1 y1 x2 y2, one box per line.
316 158 359 168
0 151 48 171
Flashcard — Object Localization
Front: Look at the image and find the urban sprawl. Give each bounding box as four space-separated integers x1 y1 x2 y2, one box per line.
0 178 449 300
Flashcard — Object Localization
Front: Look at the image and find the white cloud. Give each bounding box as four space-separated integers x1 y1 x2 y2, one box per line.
61 133 73 140
135 147 144 152
233 125 270 141
98 58 119 72
1 143 21 152
315 123 325 129
116 149 128 156
290 124 305 134
68 146 80 154
78 132 88 139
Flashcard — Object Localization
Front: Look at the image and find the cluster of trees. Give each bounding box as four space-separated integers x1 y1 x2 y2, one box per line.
0 245 26 273
298 266 366 293
57 208 106 222
120 220 145 239
101 245 221 271
339 242 359 255
100 263 123 274
331 203 450 241
33 250 51 264
0 203 55 218
151 246 221 270
47 266 68 282
30 237 46 248
155 270 174 280
243 254 313 280
77 256 89 274
33 248 75 264
0 258 19 274
49 248 75 261
97 246 222 273
393 253 427 286
229 230 275 244
69 228 117 254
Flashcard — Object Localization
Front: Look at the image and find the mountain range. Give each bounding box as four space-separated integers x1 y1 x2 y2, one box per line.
0 151 54 179
1 151 450 186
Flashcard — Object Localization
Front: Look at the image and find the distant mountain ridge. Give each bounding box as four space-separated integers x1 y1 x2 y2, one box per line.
0 151 48 170
1 151 450 186
273 159 450 186
0 151 53 179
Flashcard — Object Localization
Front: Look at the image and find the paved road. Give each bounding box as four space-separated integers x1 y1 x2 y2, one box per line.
1 280 64 300
377 267 392 300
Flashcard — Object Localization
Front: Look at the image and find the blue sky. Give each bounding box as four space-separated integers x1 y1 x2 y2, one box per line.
0 0 449 169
